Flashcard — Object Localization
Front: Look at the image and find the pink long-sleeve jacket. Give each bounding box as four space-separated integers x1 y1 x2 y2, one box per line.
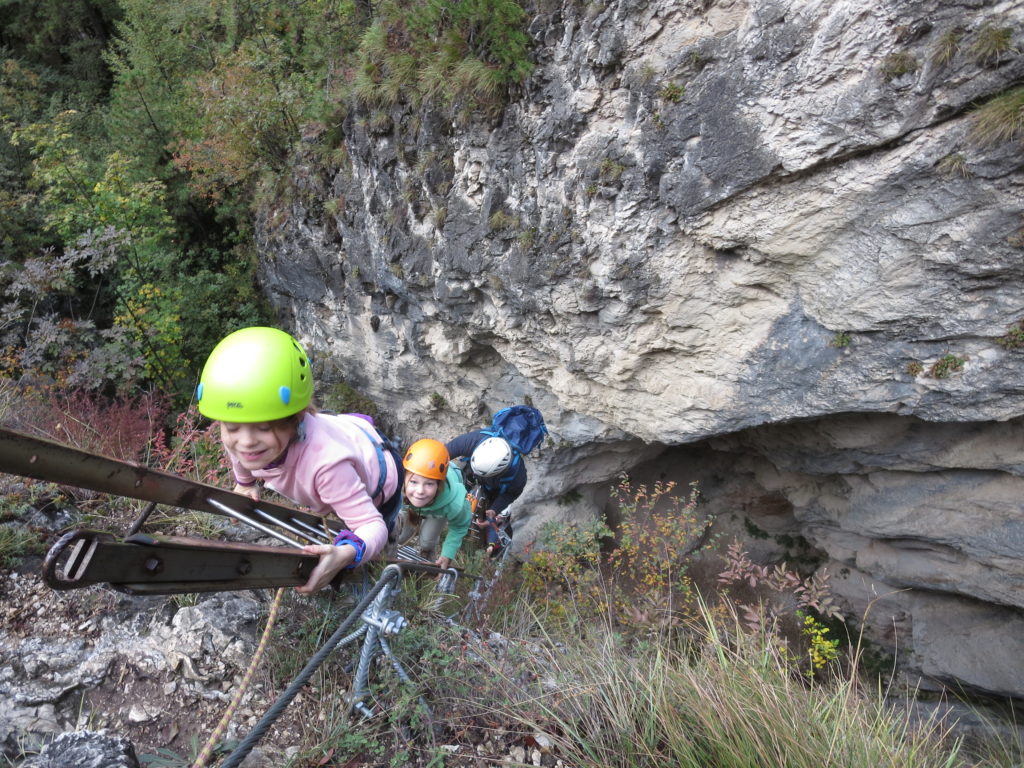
228 412 395 560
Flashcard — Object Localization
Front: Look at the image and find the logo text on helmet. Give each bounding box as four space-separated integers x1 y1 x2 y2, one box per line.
226 402 243 408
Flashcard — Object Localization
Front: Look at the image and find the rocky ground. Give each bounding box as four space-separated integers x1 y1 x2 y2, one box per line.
0 502 557 768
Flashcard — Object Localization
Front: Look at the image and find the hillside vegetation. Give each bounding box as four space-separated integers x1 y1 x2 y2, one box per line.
1 0 533 403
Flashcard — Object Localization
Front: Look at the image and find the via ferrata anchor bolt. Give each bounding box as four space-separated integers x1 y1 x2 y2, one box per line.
345 692 376 720
363 608 407 635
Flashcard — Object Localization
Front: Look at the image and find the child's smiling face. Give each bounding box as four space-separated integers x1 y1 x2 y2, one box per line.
404 473 440 508
219 419 297 470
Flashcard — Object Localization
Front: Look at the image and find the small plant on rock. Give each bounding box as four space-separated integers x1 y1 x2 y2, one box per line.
0 524 48 568
658 82 685 103
598 157 625 182
969 87 1024 147
830 331 852 348
997 320 1024 349
881 52 918 80
970 23 1016 66
931 28 962 65
928 353 965 378
937 152 971 177
488 209 519 232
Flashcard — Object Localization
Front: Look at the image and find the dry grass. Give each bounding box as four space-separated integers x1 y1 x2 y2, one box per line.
931 29 962 66
969 87 1024 147
970 23 1016 66
461 597 974 768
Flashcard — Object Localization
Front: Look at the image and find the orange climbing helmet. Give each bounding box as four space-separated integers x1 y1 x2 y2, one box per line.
402 439 449 481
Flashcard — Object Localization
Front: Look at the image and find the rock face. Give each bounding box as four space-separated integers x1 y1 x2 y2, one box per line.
0 578 266 763
256 1 1024 697
19 731 139 768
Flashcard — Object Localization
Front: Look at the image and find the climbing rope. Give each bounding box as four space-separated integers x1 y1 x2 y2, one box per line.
191 587 286 768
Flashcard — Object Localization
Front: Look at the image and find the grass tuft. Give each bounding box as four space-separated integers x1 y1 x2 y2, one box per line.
969 87 1024 147
881 52 918 81
937 153 971 178
931 28 962 65
970 23 1016 66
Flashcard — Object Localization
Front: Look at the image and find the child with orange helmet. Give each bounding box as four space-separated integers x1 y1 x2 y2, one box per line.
394 438 472 570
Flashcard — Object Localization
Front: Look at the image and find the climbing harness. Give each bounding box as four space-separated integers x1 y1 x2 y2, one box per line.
350 419 405 531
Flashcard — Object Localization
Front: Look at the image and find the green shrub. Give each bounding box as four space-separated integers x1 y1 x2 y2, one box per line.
354 0 533 113
606 478 711 631
0 523 48 568
598 157 625 182
928 353 965 378
488 209 520 231
658 82 685 103
830 331 852 348
996 320 1024 350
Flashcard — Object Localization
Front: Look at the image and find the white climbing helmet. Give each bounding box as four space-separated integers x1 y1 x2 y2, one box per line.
470 437 514 478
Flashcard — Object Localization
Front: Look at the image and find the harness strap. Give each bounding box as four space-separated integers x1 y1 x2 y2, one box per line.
353 422 390 504
352 421 404 534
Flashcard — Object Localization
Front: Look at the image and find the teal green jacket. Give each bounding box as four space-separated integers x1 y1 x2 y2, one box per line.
405 464 472 560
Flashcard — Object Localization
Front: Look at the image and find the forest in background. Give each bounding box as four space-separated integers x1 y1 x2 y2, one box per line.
0 0 534 408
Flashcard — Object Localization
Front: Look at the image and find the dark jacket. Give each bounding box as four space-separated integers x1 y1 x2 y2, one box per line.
445 430 527 514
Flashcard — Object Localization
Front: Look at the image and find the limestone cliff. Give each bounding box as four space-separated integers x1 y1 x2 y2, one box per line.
256 0 1024 698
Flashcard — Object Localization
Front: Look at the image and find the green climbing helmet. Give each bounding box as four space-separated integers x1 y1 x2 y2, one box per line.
196 327 313 422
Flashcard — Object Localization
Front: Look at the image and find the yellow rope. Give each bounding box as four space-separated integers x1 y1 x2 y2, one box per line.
191 588 286 768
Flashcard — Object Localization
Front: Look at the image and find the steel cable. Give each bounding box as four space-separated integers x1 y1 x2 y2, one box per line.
216 564 402 768
191 587 286 768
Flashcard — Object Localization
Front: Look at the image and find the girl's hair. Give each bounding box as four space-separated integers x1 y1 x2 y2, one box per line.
272 410 306 429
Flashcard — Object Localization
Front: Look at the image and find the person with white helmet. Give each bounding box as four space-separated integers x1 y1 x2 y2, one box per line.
196 326 404 593
445 430 527 556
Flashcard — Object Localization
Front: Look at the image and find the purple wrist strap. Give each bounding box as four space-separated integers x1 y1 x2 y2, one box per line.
332 530 366 567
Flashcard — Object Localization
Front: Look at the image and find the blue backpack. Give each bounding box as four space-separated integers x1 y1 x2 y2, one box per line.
481 406 548 477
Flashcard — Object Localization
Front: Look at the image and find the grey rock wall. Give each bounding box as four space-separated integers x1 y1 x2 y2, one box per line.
256 0 1024 697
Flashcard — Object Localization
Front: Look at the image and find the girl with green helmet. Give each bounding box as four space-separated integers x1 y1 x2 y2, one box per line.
197 327 404 593
393 439 472 571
